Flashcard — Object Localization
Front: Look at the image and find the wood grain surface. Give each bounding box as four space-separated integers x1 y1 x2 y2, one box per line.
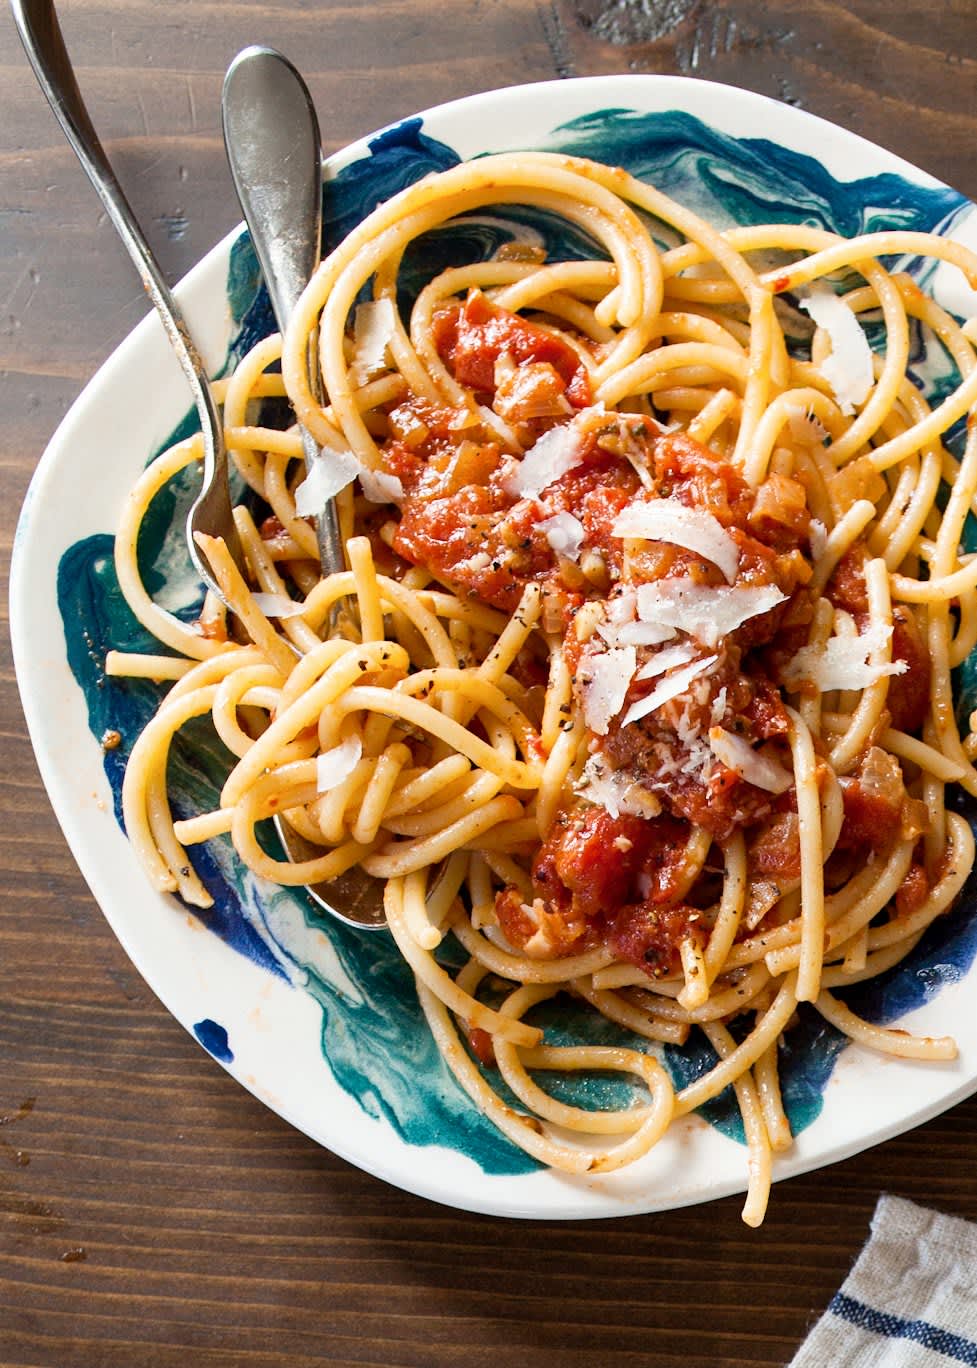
3 3 977 1365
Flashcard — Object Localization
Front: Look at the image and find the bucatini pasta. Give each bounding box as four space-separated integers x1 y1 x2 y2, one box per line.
107 152 977 1225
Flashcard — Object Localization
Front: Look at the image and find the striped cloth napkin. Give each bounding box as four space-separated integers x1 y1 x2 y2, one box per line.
790 1195 977 1366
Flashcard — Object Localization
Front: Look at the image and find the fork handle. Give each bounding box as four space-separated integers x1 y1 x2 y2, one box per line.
11 0 225 464
10 0 240 591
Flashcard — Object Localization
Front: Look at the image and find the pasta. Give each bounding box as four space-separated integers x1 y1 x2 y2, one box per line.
106 150 977 1224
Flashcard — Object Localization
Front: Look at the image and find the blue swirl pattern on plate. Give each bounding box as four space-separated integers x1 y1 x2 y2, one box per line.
57 109 977 1168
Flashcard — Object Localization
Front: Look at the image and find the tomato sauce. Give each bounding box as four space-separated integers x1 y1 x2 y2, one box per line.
749 812 802 881
608 901 704 978
366 295 931 974
494 806 703 975
895 861 930 918
432 290 592 408
392 435 640 613
598 645 790 841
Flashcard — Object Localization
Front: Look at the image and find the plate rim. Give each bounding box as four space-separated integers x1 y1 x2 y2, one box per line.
11 71 977 1220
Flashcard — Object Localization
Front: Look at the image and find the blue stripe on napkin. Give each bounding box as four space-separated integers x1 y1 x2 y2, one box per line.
830 1292 977 1365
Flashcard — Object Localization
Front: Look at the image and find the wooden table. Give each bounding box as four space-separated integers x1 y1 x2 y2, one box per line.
3 3 977 1364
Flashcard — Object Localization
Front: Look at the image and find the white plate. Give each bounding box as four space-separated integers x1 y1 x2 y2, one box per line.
12 75 977 1219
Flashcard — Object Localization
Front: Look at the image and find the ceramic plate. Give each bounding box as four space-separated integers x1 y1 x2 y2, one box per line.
12 75 977 1219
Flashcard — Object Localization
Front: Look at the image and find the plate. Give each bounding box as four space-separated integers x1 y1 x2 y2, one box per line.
12 74 977 1220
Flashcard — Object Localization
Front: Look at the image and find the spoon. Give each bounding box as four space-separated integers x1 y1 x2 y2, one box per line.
222 46 386 929
10 0 246 604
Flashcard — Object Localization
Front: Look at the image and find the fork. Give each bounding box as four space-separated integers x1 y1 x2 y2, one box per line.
10 0 245 605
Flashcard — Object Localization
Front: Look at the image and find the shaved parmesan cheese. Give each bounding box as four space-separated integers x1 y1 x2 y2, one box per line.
295 448 360 517
785 402 829 446
250 592 307 619
798 285 873 416
708 727 793 794
538 511 586 562
576 754 662 819
621 654 717 727
595 591 635 643
635 581 787 647
634 642 698 681
352 298 396 378
605 591 636 624
503 422 585 499
296 448 403 514
783 623 907 693
357 466 405 505
598 592 678 646
606 621 678 647
612 498 740 583
580 645 637 735
316 736 362 794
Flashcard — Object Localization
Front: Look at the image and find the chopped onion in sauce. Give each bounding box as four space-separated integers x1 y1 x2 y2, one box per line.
708 727 793 794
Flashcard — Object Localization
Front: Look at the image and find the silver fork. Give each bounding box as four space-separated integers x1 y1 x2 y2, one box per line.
14 0 388 929
10 0 245 603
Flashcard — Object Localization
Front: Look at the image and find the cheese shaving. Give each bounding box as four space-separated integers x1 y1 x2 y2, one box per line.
538 511 586 562
503 422 585 499
294 448 360 516
250 592 307 619
708 727 793 794
597 593 676 646
798 285 873 416
635 581 787 647
606 621 678 647
352 298 396 378
634 642 698 681
605 591 636 623
357 466 405 505
783 622 907 693
580 645 637 735
576 754 661 819
785 402 829 446
612 497 740 582
595 591 634 643
620 654 717 727
710 685 729 726
315 736 362 794
296 447 403 514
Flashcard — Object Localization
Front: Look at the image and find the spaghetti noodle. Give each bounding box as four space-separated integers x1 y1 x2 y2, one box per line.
106 151 977 1224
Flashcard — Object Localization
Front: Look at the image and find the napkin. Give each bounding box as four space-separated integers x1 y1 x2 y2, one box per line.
789 1195 977 1366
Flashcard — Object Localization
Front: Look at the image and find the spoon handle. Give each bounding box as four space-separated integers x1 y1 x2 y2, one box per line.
10 0 241 593
222 45 344 576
